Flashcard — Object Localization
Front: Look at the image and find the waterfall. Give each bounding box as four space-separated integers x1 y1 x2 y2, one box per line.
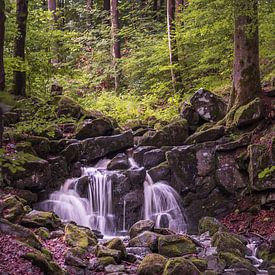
129 157 186 233
39 159 115 235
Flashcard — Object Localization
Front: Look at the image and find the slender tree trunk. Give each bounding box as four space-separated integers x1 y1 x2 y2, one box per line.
110 0 121 91
167 0 183 93
0 0 5 91
0 106 3 148
13 0 28 96
48 0 57 22
229 0 261 110
87 0 92 9
104 0 110 11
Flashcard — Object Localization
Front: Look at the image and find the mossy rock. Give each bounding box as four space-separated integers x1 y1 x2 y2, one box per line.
163 257 202 275
233 98 262 128
35 227 50 240
129 219 155 239
64 223 97 249
15 142 37 155
198 216 227 236
158 235 197 257
218 252 257 273
96 245 122 263
56 96 84 119
105 237 127 259
0 194 26 223
212 232 248 256
23 252 65 275
21 210 61 230
190 258 208 272
128 231 160 252
0 218 42 250
137 253 167 275
98 256 116 266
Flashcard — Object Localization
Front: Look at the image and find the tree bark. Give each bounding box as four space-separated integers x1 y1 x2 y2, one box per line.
13 0 28 96
167 0 183 94
0 0 5 91
104 0 110 11
229 0 261 109
110 0 121 91
48 0 57 22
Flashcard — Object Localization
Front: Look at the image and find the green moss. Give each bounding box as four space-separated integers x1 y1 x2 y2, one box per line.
98 256 116 266
35 227 50 240
163 257 202 275
198 216 226 236
137 253 167 275
190 258 207 272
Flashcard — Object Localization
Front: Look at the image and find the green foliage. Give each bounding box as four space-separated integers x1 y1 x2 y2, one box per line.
0 148 30 174
258 166 275 180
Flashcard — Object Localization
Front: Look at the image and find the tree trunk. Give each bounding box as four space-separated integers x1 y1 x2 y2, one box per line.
0 0 5 91
110 0 121 91
0 106 3 148
229 0 261 110
104 0 110 11
48 0 57 22
13 0 28 96
87 0 92 9
167 0 183 94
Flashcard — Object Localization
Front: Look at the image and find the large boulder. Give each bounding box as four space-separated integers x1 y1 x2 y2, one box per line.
163 257 202 275
105 237 127 259
137 253 167 275
139 119 189 147
158 235 197 257
74 118 114 140
198 217 227 236
21 210 61 230
56 96 85 119
0 195 26 223
64 223 97 249
107 153 130 170
81 131 134 162
189 88 227 122
143 149 166 169
233 98 262 128
129 220 155 238
128 231 160 252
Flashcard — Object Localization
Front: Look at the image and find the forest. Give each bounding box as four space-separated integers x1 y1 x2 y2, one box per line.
0 0 274 274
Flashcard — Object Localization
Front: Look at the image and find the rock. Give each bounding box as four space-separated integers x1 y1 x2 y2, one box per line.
198 217 226 236
139 119 189 147
107 153 130 170
60 142 82 163
96 245 122 263
105 237 127 259
23 136 51 158
0 218 42 250
15 141 37 155
75 118 114 140
158 235 197 257
189 88 227 122
128 231 160 252
81 131 134 162
50 230 64 239
148 161 171 182
143 149 165 169
34 227 50 240
154 228 176 235
137 253 167 275
4 154 51 190
48 156 69 188
21 210 61 230
218 252 257 273
163 257 202 275
64 250 87 268
0 195 26 223
212 232 248 256
64 223 97 249
98 256 116 267
126 247 151 258
233 98 262 128
185 126 225 144
248 144 274 191
105 264 125 273
57 96 85 119
23 251 65 275
129 220 155 239
190 258 208 272
3 111 19 126
132 146 156 166
126 167 146 186
180 104 202 126
215 151 248 193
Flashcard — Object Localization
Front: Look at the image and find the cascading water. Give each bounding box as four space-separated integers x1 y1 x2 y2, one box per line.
39 159 115 235
129 157 186 233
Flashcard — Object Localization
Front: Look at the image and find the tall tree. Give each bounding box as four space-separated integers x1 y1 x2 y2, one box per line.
167 0 183 94
13 0 28 96
0 0 5 91
104 0 110 11
229 0 261 110
110 0 121 91
48 0 56 21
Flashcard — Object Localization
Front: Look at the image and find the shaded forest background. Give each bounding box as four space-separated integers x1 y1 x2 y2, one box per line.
0 0 274 129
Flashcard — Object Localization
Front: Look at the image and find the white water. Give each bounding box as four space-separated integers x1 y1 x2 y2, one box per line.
129 157 186 233
39 159 115 235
